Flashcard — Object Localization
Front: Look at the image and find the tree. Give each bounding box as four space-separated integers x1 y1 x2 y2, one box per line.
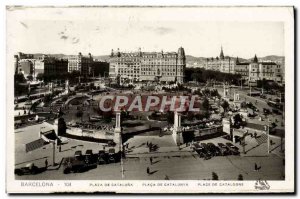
202 98 210 112
221 100 230 112
240 101 247 109
61 95 68 102
36 73 44 81
76 110 83 118
27 75 33 81
233 114 243 128
238 174 243 180
212 172 218 180
15 73 26 83
43 95 53 105
166 111 174 125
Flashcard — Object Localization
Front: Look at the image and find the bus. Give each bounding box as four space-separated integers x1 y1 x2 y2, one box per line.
267 100 283 110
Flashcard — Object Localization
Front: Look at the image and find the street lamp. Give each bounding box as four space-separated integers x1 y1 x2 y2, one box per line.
264 119 270 154
120 133 125 179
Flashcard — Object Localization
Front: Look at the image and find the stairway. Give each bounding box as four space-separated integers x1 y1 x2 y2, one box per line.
25 138 46 153
255 133 268 145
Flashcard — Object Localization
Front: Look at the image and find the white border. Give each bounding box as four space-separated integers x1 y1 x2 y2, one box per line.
3 3 296 196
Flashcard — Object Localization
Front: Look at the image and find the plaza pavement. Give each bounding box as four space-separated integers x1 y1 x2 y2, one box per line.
15 123 284 181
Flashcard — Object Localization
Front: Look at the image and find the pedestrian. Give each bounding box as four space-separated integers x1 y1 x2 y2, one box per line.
59 145 62 152
45 159 48 169
150 157 153 165
254 163 257 171
147 167 150 174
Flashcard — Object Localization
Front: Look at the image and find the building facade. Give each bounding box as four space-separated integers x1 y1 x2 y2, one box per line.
18 59 34 78
92 60 109 77
14 53 68 79
67 52 93 76
235 55 284 86
109 47 186 83
205 47 236 74
235 57 249 81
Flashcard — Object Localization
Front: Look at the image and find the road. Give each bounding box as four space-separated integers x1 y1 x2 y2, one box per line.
213 87 284 125
15 154 284 181
15 123 284 181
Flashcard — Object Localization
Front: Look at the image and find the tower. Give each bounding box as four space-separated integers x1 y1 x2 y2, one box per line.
14 55 19 74
220 46 225 60
253 54 258 63
49 83 53 93
65 80 70 94
117 48 121 57
177 47 186 84
110 49 114 57
172 111 183 146
114 112 121 144
236 56 240 64
223 84 229 98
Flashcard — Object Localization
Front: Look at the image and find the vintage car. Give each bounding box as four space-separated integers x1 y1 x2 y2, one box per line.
14 163 39 176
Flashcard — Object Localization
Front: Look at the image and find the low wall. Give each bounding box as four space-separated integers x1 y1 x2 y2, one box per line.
66 127 114 140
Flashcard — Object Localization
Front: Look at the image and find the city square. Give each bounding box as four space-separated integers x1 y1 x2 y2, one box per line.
7 6 294 194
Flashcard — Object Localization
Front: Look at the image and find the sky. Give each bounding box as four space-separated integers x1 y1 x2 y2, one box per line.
7 7 285 58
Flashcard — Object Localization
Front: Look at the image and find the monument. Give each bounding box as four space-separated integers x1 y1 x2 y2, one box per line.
64 80 70 95
172 111 183 146
114 112 121 145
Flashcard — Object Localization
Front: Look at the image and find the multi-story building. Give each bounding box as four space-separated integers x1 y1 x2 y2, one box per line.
18 59 34 78
67 52 93 75
14 53 68 79
15 52 36 78
205 47 236 74
235 57 249 81
235 55 284 86
109 47 186 83
230 55 284 86
92 60 109 77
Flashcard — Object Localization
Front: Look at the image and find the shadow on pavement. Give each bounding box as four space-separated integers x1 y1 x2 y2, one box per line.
152 160 160 165
15 156 49 166
149 170 158 175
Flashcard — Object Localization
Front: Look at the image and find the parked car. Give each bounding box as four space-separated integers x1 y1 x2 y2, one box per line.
263 108 271 115
74 150 82 157
260 94 266 99
108 148 116 163
98 150 109 164
226 143 240 155
14 163 39 176
84 150 98 166
194 143 206 157
272 109 281 115
207 143 220 156
217 143 230 156
200 143 212 157
63 150 97 174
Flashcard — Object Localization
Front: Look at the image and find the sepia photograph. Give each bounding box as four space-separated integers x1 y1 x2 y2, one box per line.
6 6 294 193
